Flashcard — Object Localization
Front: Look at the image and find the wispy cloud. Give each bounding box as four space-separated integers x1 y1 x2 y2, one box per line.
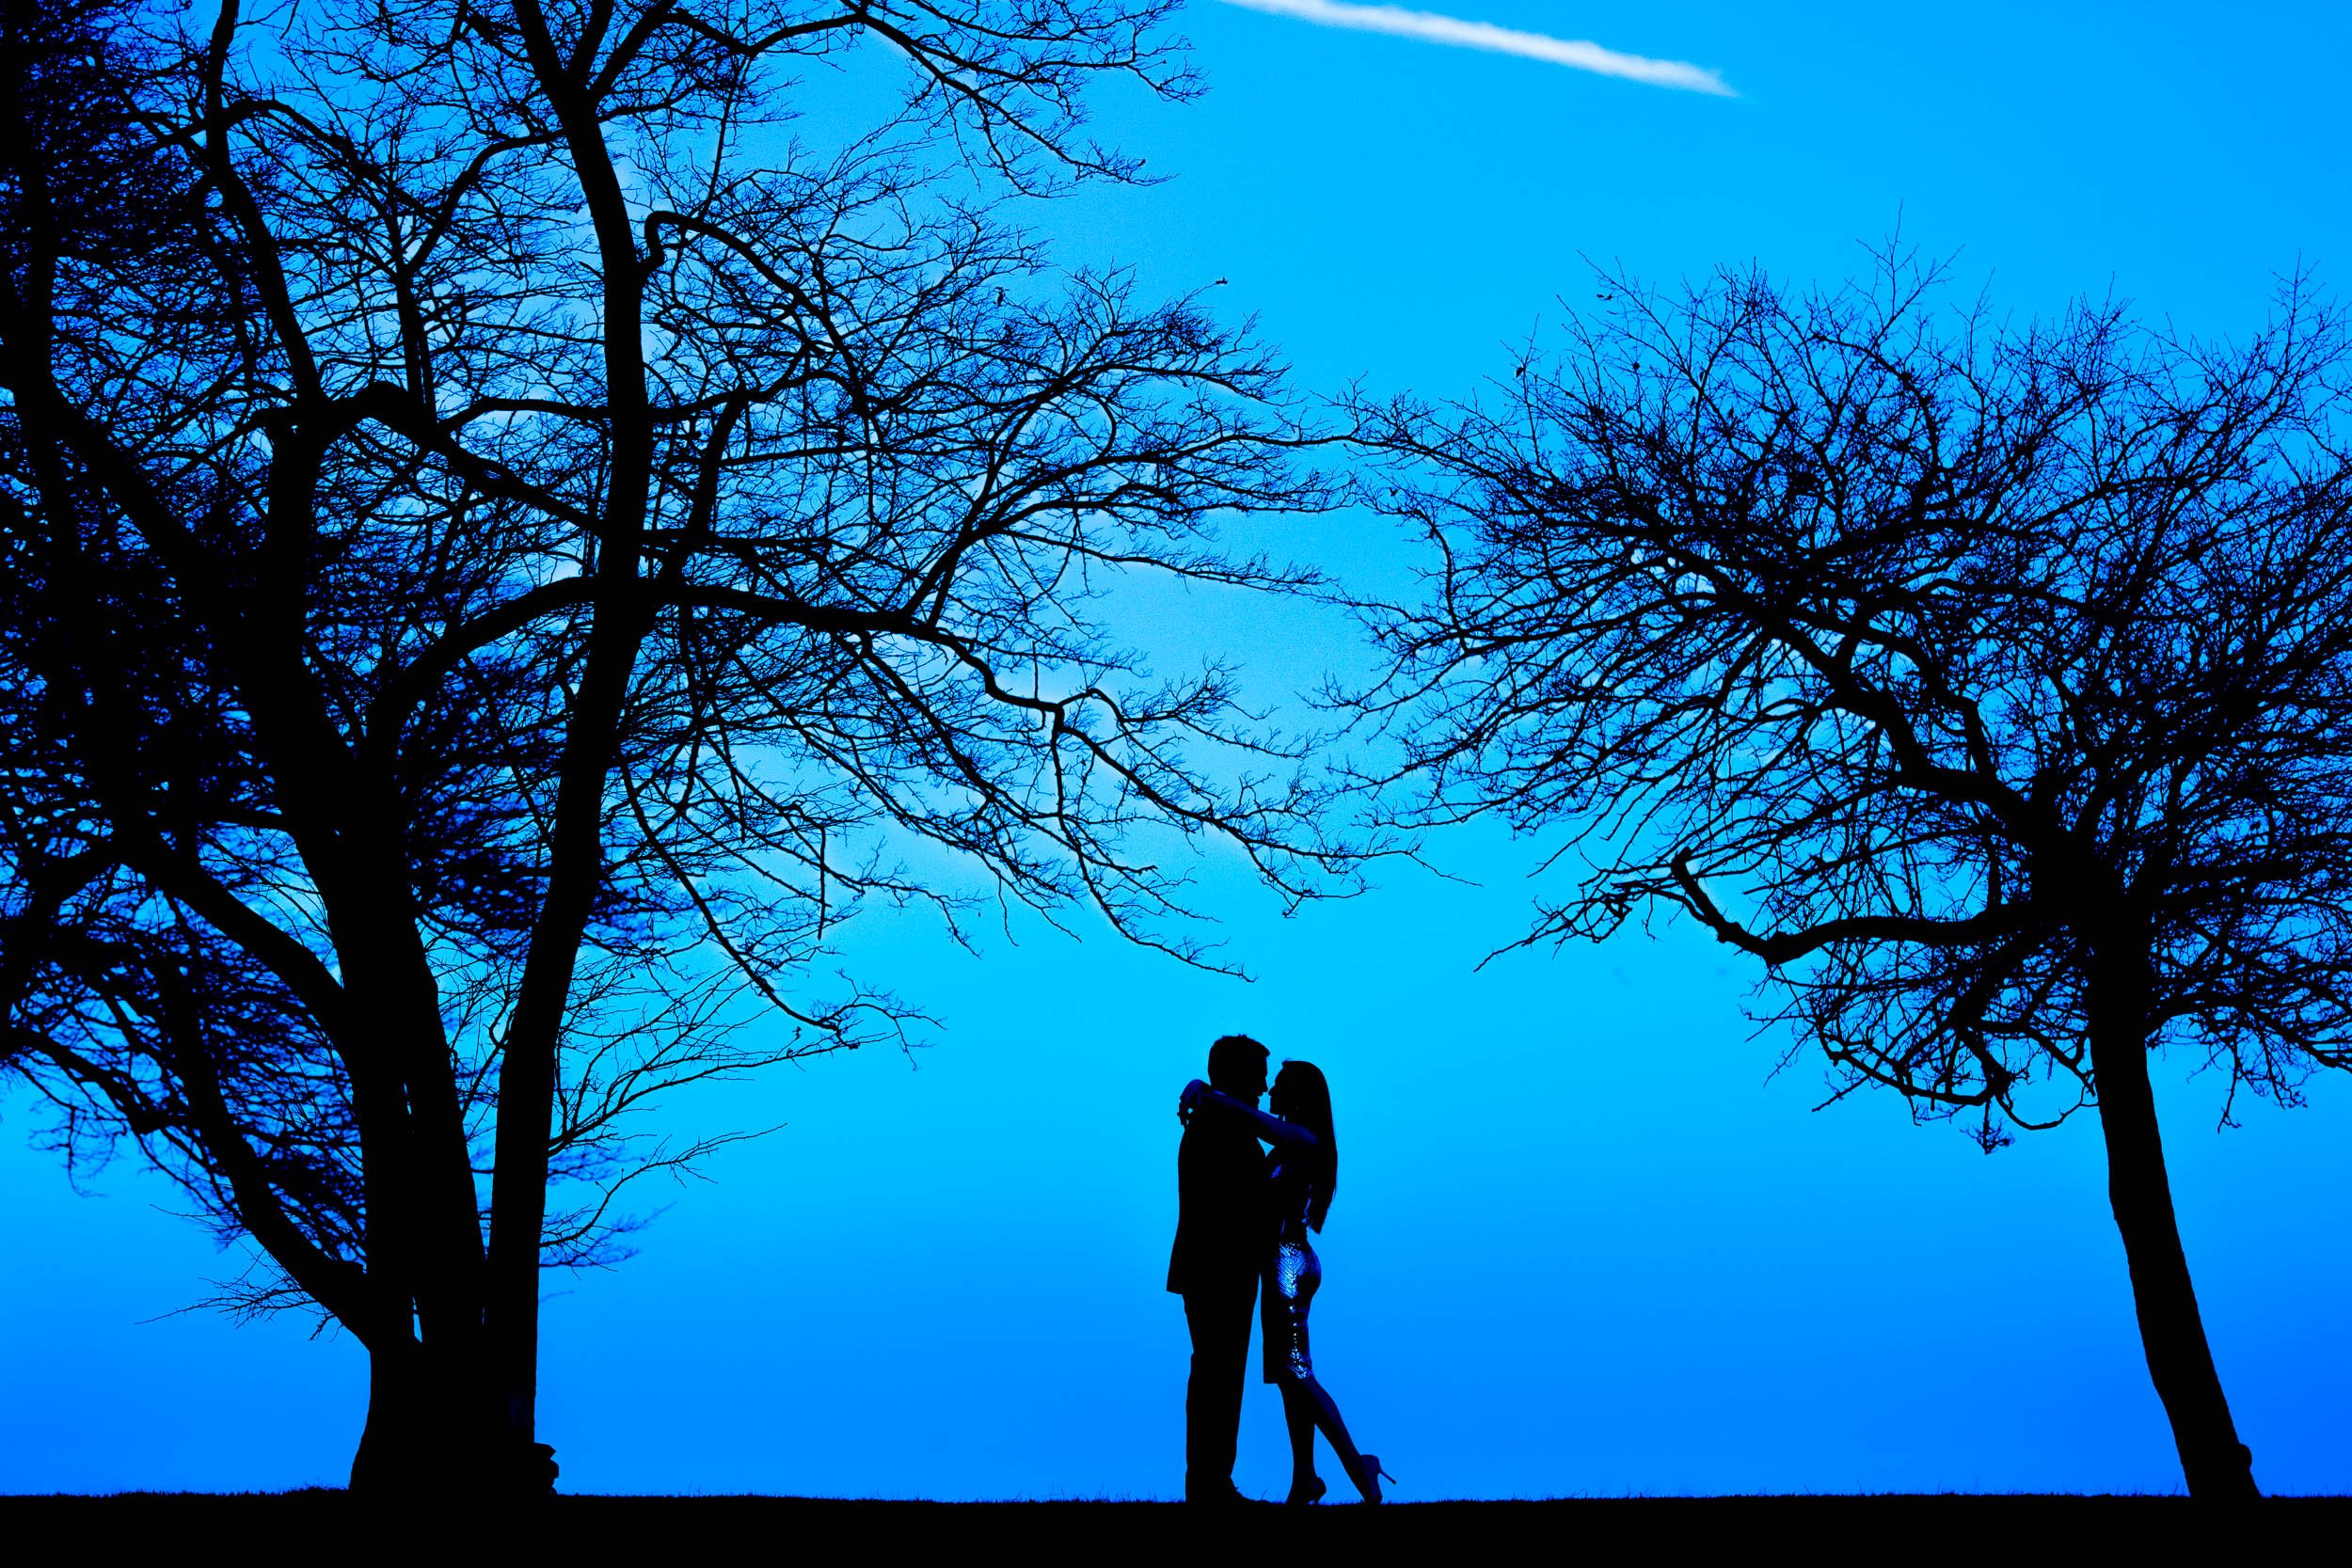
1213 0 1734 96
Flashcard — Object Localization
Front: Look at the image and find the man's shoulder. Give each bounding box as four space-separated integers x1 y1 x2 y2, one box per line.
1180 1118 1260 1165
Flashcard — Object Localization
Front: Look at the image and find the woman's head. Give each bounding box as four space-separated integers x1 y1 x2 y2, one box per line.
1271 1060 1338 1231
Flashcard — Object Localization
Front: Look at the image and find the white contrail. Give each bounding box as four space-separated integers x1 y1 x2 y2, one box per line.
1213 0 1734 96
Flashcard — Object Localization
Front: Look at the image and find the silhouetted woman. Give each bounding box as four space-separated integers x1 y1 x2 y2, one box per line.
1179 1059 1391 1504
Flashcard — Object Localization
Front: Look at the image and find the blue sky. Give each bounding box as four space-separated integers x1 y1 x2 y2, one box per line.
6 1 2352 1498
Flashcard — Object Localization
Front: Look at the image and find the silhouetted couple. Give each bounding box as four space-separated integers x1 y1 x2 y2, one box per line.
1168 1035 1391 1505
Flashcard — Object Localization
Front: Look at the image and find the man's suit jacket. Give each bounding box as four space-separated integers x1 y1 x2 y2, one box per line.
1167 1111 1266 1295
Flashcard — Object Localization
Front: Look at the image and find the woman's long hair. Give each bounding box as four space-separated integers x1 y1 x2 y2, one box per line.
1273 1060 1338 1231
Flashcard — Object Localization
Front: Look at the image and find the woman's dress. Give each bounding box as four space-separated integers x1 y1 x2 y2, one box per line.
1260 1146 1323 1383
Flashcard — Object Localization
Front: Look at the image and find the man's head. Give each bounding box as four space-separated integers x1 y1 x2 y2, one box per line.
1207 1034 1270 1104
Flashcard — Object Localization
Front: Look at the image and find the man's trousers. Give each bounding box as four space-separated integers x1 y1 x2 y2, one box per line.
1182 1274 1259 1501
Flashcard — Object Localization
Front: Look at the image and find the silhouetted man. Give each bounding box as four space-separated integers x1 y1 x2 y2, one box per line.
1168 1034 1271 1505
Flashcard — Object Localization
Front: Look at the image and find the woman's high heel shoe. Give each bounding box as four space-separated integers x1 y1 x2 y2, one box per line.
1284 1475 1327 1506
1346 1453 1393 1505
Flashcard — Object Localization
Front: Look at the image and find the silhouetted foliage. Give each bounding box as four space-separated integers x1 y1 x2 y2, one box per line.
1352 249 2352 1498
0 0 1346 1491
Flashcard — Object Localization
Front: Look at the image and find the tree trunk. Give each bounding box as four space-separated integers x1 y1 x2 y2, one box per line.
482 1 660 1478
2088 940 2259 1500
347 1333 552 1495
347 1338 467 1495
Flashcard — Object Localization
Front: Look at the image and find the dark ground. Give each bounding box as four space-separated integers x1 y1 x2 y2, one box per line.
6 1493 2347 1558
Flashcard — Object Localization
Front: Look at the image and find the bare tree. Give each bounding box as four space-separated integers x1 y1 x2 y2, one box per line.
1351 251 2352 1499
0 0 1349 1492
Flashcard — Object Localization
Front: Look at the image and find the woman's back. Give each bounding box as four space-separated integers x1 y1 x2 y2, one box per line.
1265 1139 1320 1241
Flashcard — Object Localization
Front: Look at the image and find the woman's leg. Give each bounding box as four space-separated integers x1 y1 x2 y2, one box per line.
1291 1373 1379 1502
1278 1380 1321 1499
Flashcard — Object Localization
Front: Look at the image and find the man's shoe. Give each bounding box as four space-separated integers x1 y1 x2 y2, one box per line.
1184 1483 1254 1506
